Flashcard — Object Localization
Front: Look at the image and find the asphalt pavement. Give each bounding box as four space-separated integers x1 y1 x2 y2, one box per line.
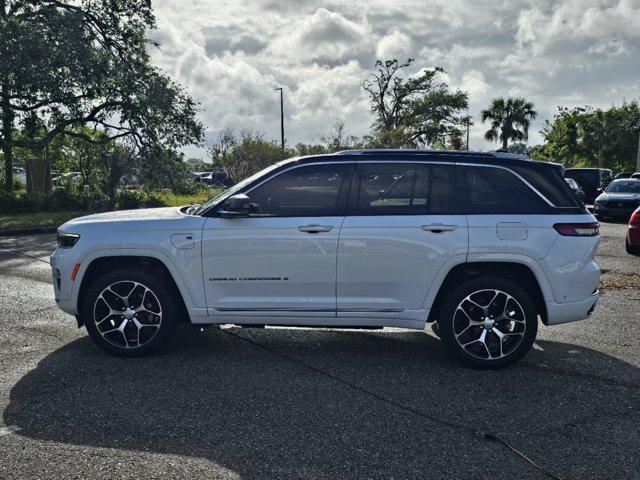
1 222 639 480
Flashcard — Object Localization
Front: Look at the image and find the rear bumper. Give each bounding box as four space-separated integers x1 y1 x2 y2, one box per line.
628 226 640 246
545 290 599 325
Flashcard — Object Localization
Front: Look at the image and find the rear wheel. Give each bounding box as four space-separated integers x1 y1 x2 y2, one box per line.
437 276 538 369
82 269 178 356
626 238 640 256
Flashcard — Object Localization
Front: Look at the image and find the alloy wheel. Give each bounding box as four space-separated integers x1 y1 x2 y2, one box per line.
453 289 526 360
93 281 163 349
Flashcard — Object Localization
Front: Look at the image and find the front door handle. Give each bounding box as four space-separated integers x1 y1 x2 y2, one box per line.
298 224 333 233
421 224 457 233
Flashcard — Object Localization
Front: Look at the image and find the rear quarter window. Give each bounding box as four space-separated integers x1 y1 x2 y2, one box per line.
511 163 582 208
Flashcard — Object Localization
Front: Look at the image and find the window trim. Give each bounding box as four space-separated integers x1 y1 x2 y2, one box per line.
213 161 355 218
205 157 577 219
455 162 556 209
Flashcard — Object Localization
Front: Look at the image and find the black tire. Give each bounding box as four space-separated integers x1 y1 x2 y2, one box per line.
430 322 440 338
436 276 538 369
82 268 179 356
626 238 640 256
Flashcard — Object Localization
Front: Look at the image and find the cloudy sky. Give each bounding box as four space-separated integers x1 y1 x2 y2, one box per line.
149 0 640 159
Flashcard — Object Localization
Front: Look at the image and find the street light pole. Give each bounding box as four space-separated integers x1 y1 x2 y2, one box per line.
636 128 640 172
466 121 470 151
275 87 284 152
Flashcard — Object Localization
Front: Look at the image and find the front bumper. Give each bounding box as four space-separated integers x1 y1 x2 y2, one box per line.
545 290 599 325
50 247 82 316
594 204 638 218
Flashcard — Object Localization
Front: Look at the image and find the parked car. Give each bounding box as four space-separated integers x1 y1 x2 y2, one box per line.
200 171 233 187
593 179 640 219
565 177 585 202
564 168 613 204
626 206 640 255
52 171 82 188
615 172 635 180
51 149 600 368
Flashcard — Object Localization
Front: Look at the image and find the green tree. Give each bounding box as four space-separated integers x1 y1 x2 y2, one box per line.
481 97 537 150
537 103 640 171
207 127 286 183
0 0 203 192
362 59 469 148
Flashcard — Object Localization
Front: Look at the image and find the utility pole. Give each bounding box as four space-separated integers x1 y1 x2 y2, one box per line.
275 87 284 152
466 122 470 151
636 128 640 172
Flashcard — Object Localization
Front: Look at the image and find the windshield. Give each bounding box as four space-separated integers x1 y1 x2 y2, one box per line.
194 159 294 215
605 180 640 194
565 170 598 188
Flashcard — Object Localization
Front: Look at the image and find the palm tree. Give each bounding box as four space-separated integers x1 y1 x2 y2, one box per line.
481 97 537 150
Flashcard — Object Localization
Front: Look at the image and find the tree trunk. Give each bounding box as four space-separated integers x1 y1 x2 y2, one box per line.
598 145 604 170
502 137 508 150
43 142 51 192
1 83 14 193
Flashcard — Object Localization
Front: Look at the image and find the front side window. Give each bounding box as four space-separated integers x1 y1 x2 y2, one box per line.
247 163 349 216
351 163 457 215
458 166 550 214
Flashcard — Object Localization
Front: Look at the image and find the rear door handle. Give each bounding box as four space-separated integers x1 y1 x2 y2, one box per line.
421 224 457 233
298 224 333 233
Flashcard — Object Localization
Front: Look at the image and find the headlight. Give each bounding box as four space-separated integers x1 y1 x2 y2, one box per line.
57 233 80 248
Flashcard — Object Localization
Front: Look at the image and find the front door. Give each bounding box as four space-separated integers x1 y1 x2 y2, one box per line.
337 161 468 323
202 162 352 319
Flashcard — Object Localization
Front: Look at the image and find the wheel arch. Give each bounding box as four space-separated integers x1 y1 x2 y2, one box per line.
426 261 550 325
77 255 190 326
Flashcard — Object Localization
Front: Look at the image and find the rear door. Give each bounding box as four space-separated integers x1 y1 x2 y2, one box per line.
457 164 559 261
336 160 468 324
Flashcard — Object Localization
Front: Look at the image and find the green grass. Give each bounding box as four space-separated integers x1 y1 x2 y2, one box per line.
155 190 221 207
0 210 87 231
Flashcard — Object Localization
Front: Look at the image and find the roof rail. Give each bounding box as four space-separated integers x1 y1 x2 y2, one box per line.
334 148 495 157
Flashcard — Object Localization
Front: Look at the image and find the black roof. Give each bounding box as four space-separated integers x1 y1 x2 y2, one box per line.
287 149 562 173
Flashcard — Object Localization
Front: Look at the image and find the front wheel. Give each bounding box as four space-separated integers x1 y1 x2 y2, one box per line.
437 277 538 369
82 269 179 356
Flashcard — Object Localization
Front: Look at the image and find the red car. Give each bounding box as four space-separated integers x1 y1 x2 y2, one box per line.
627 206 640 255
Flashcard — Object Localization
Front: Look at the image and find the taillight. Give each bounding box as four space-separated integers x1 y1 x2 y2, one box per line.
630 209 640 227
553 222 600 237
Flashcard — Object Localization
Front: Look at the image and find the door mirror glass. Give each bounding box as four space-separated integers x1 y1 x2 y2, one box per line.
219 194 253 218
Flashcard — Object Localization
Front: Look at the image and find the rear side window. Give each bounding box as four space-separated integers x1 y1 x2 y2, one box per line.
248 163 349 216
511 164 580 208
350 163 457 215
457 166 550 214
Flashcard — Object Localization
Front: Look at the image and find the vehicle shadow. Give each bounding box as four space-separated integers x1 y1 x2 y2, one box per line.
5 327 640 479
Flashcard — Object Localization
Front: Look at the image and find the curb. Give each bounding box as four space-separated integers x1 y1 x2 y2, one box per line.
0 227 58 237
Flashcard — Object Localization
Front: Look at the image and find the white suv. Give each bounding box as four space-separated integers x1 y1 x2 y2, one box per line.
51 150 600 368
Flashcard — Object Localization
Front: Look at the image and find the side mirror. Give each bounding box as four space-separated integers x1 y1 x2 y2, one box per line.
219 194 254 218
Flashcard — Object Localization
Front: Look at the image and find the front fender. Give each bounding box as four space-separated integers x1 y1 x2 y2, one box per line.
72 246 207 319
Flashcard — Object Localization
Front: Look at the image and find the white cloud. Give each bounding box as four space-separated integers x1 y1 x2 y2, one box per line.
376 31 412 60
150 0 640 157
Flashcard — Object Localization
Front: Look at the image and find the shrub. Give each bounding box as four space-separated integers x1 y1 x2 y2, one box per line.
0 189 172 214
0 190 98 214
117 190 169 210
